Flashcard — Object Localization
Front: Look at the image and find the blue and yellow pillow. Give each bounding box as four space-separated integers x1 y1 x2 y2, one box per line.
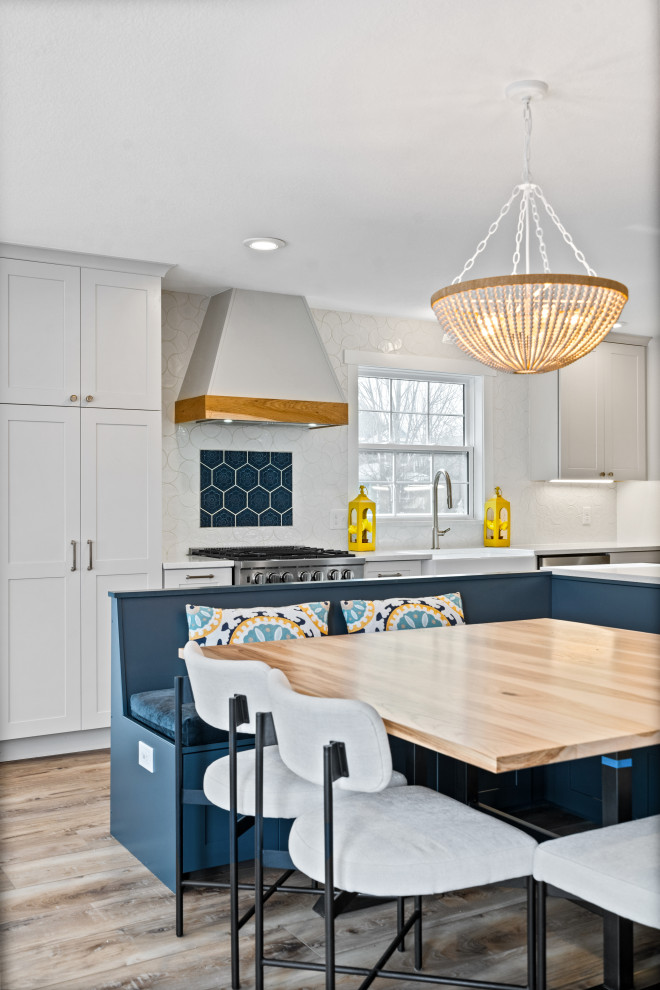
341 594 464 634
186 601 329 645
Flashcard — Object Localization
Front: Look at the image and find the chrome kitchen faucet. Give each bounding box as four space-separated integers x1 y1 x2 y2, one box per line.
432 470 452 548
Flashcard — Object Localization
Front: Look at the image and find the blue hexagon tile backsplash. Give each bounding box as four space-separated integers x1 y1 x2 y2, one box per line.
200 450 293 527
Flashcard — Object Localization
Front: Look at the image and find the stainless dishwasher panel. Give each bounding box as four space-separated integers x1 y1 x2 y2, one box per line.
538 553 610 568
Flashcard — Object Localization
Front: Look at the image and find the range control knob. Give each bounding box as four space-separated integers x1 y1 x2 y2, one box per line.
267 572 281 583
253 572 265 585
311 570 324 581
298 570 311 581
281 571 295 583
328 569 340 580
342 568 354 579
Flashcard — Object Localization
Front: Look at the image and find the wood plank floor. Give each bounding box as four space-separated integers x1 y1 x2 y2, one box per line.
0 750 658 990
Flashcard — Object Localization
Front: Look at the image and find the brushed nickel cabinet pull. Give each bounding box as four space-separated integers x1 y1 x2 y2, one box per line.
85 395 94 402
87 539 93 570
378 571 403 578
70 394 78 402
71 540 77 571
186 573 215 580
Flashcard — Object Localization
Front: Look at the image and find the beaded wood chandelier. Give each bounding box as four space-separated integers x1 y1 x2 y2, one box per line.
431 81 628 374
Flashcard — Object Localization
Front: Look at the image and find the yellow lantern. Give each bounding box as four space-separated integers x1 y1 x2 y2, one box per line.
484 486 510 547
348 485 376 552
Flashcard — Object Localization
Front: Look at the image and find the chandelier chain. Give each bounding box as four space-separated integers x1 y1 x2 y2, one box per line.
511 190 527 274
532 184 597 276
530 194 551 273
452 186 520 284
522 99 532 182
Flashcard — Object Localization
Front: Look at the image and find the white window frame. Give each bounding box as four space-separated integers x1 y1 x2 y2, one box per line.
345 351 494 524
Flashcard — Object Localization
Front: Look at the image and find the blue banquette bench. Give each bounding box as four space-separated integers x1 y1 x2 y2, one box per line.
109 569 660 891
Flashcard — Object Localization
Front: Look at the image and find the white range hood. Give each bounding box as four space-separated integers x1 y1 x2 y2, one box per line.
175 288 348 427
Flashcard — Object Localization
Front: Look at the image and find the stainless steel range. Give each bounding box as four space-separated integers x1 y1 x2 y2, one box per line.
188 545 365 585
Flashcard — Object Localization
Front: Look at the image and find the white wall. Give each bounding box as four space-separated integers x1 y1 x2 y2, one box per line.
161 291 617 559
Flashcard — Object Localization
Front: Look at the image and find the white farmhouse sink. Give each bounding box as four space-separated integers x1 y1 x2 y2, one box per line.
421 547 537 576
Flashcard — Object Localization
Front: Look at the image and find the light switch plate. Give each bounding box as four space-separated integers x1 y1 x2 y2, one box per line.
138 741 154 773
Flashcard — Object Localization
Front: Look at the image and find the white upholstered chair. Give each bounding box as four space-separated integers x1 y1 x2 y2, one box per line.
182 641 405 989
534 815 660 989
263 667 539 990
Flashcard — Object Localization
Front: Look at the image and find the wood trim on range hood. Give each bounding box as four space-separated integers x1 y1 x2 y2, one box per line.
174 394 348 426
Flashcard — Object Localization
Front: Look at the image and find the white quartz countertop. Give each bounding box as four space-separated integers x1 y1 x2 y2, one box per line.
543 563 660 584
363 547 536 562
163 543 659 567
513 542 660 554
163 559 234 570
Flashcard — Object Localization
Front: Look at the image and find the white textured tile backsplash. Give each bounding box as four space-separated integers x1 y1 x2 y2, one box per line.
162 291 616 559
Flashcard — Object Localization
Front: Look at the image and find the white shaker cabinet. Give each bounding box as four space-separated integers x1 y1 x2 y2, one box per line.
0 258 161 410
0 405 161 739
0 259 81 406
80 269 161 410
529 339 647 481
80 409 162 729
0 406 82 738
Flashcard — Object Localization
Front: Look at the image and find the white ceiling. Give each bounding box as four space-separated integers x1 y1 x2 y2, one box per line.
1 0 658 332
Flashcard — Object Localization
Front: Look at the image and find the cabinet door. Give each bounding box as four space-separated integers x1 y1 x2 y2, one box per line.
0 259 80 406
80 409 161 729
0 406 81 739
80 269 161 410
601 343 646 480
559 348 603 479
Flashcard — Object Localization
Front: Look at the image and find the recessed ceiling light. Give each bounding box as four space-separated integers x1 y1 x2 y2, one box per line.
223 419 233 423
243 237 287 251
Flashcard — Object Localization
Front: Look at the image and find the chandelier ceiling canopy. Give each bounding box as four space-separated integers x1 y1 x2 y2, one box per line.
431 81 628 374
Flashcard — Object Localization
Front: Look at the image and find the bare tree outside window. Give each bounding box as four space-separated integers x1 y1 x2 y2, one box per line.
358 372 474 517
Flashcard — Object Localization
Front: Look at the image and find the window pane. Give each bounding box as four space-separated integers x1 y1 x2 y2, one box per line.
359 451 393 482
429 382 464 416
432 452 469 483
365 483 393 514
442 483 468 515
429 415 464 445
358 377 390 412
392 412 428 444
359 411 390 444
395 483 431 515
395 452 432 482
392 379 428 413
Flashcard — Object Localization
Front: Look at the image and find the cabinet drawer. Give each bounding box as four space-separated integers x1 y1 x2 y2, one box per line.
363 560 423 580
163 567 233 589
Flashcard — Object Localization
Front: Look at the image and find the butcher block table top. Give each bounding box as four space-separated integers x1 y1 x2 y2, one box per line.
188 618 660 774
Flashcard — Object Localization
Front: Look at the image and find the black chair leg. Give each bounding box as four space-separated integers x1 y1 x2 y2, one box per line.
174 676 184 938
228 697 241 989
254 714 265 990
527 876 537 990
414 895 423 971
397 897 406 951
536 880 546 990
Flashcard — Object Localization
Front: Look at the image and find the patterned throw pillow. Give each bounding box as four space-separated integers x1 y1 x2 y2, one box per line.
186 601 329 645
341 594 464 634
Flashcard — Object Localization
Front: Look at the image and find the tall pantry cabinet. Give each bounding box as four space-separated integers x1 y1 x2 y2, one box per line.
0 247 170 747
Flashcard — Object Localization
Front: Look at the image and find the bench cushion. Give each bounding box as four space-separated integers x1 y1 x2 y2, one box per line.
534 815 660 929
129 689 229 747
341 594 465 634
186 601 330 645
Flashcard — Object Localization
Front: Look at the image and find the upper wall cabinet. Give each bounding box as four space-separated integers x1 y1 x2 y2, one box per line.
1 258 162 410
529 339 647 481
